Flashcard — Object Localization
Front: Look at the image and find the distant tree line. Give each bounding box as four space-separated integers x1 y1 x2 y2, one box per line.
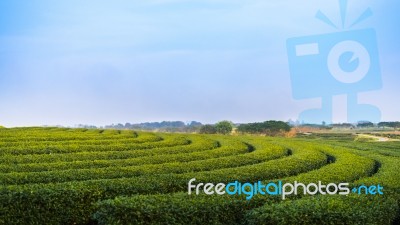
104 121 203 132
354 121 400 129
331 123 355 129
75 120 400 133
237 120 291 136
199 121 233 135
377 121 400 129
356 121 374 128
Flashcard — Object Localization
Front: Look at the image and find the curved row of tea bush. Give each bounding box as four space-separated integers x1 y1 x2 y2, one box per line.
90 139 398 225
0 139 287 176
245 194 398 225
0 139 292 185
0 128 133 142
0 135 219 170
245 139 400 225
0 139 247 185
0 134 190 156
92 192 399 225
0 131 162 148
0 136 330 224
0 135 221 165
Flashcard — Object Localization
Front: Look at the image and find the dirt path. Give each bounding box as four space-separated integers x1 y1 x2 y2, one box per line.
357 134 396 142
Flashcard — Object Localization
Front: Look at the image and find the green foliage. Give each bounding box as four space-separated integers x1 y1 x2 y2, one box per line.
246 195 398 225
237 120 291 136
200 122 234 135
357 121 374 128
378 121 400 129
215 121 233 135
0 128 399 224
93 193 256 225
199 124 217 134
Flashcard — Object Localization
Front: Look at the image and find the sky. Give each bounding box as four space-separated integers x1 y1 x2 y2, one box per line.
0 0 399 127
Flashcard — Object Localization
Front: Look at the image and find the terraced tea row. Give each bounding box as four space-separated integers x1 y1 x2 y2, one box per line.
0 128 134 142
245 138 400 225
0 132 160 149
0 135 189 156
92 139 398 225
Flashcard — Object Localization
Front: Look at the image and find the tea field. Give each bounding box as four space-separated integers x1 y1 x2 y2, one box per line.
0 127 398 224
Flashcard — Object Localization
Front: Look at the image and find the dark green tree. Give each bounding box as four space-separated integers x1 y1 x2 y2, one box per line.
378 121 400 129
199 125 217 134
357 121 374 128
215 121 233 135
237 120 291 136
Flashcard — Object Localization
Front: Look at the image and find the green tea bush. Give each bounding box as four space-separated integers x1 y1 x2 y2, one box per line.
0 128 398 224
245 195 398 225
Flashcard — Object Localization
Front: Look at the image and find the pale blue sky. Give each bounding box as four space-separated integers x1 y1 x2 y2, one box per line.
0 0 399 126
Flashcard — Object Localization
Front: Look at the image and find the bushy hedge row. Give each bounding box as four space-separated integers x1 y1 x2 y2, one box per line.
301 138 400 190
92 193 399 225
0 136 216 165
91 143 398 225
92 140 400 225
353 154 400 191
282 145 376 184
246 195 398 225
0 139 327 224
0 135 188 156
314 138 400 157
188 144 326 184
0 140 249 185
0 139 290 185
0 127 132 142
93 193 261 225
0 136 220 172
0 131 161 149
